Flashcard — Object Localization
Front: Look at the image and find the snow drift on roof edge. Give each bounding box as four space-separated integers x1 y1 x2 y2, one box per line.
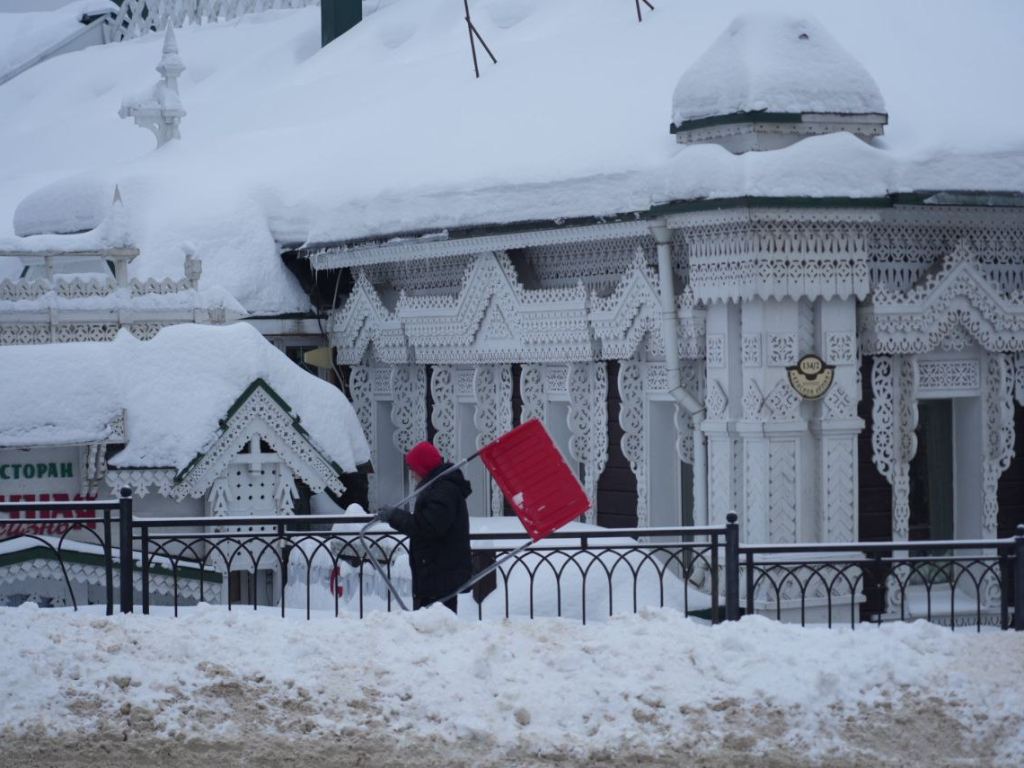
0 323 370 474
672 12 886 126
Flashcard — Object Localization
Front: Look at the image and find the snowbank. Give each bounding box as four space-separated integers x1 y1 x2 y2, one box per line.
1 1 1022 311
0 323 370 472
0 603 1021 763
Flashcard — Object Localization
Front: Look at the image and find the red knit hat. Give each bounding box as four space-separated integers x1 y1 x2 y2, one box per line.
405 441 443 477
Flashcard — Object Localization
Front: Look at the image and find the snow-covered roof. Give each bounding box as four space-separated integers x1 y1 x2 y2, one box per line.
1 1 1022 305
671 13 886 126
0 323 370 473
0 0 114 84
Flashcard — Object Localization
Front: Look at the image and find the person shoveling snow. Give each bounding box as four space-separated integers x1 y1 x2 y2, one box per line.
376 441 473 613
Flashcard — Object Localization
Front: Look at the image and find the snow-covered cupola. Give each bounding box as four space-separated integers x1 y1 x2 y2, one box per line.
670 13 887 154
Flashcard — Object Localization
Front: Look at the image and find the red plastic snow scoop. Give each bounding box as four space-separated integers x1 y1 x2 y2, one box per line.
358 419 591 610
478 418 591 541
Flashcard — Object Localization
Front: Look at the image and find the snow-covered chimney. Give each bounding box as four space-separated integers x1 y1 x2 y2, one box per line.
670 13 887 154
119 26 186 148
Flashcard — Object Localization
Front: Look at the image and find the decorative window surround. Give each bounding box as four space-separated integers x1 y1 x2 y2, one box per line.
870 356 918 543
860 243 1024 355
400 252 591 364
589 250 705 361
916 360 981 395
163 380 346 502
473 365 513 515
617 360 703 528
617 361 648 528
336 249 706 367
455 368 476 399
390 365 427 455
429 366 457 462
519 365 544 424
669 208 876 304
567 362 609 523
348 366 376 505
867 206 1024 294
983 354 1015 539
544 365 569 399
329 271 407 365
525 236 652 295
362 254 475 294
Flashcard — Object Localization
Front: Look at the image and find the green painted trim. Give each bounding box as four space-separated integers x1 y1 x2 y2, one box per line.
245 312 320 321
670 111 804 134
669 110 888 134
648 195 893 217
892 190 1024 207
300 212 647 255
302 190 1022 262
0 544 222 583
173 379 342 486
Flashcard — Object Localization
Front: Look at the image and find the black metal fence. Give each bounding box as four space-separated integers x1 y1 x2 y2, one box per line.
2 493 1022 631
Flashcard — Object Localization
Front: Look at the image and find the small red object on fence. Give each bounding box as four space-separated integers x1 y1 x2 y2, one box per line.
477 419 591 541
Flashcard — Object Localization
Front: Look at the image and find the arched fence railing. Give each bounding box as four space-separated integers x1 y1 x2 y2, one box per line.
107 0 320 43
2 494 1023 631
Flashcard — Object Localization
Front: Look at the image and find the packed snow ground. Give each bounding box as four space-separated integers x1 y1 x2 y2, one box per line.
2 0 1023 311
1 603 1022 766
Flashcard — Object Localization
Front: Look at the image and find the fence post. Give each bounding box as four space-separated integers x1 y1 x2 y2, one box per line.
103 509 114 616
1015 524 1024 632
725 513 740 621
118 486 134 614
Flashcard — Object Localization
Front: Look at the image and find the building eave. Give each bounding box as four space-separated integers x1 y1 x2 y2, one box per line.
301 191 1024 273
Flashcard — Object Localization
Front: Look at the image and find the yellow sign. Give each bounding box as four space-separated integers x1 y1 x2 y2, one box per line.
302 347 335 370
787 354 835 400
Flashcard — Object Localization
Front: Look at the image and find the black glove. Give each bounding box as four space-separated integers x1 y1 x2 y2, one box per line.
376 506 400 526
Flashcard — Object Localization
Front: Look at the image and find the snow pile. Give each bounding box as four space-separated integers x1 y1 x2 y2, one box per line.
671 12 886 125
0 323 370 472
1 1 1022 310
0 0 113 81
0 603 1022 763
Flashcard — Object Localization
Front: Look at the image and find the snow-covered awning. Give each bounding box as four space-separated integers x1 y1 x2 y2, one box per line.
0 324 370 481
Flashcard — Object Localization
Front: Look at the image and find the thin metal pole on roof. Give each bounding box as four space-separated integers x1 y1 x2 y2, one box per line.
636 0 655 23
463 0 497 78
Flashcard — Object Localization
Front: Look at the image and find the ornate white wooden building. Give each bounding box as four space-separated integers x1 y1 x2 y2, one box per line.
299 13 1024 568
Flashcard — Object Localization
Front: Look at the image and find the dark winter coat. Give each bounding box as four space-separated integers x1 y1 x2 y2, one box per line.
387 463 472 604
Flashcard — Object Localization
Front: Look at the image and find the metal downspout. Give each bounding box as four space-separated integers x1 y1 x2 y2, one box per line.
650 221 708 526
